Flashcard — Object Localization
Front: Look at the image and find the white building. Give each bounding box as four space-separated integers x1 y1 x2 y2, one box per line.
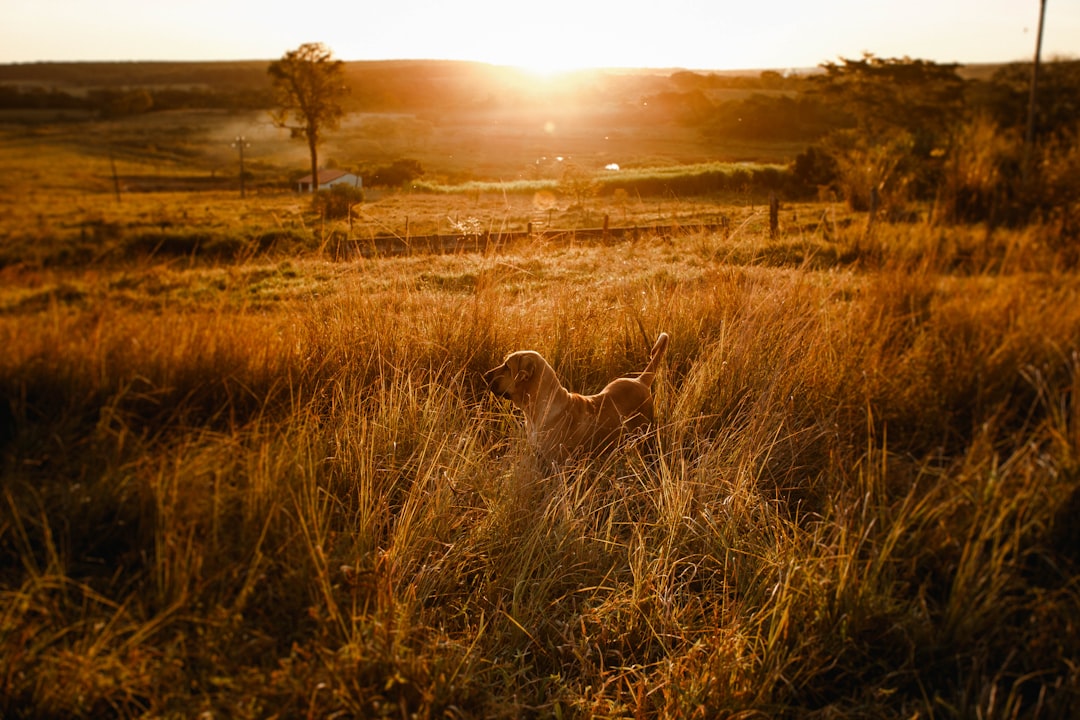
297 169 362 193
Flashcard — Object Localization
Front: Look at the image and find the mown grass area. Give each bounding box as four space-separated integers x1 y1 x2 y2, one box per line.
2 204 1079 717
0 178 805 269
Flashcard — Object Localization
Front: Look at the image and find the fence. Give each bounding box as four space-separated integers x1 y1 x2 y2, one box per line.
336 218 736 259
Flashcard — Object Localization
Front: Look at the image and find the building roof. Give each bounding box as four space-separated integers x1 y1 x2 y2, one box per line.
297 168 354 184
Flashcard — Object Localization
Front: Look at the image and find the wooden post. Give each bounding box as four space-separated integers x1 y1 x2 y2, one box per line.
603 214 609 241
865 186 880 239
769 192 779 240
110 151 121 203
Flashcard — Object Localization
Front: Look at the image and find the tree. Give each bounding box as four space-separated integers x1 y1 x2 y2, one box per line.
813 55 965 154
368 158 424 188
559 162 597 208
268 43 348 193
809 55 967 212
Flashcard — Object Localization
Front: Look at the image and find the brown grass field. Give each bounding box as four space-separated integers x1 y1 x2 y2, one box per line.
1 101 1080 719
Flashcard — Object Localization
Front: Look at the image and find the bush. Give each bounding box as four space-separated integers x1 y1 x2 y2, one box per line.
826 130 918 215
123 231 259 261
367 159 424 188
793 146 839 191
934 118 1079 234
312 184 364 219
935 115 1020 224
125 231 210 257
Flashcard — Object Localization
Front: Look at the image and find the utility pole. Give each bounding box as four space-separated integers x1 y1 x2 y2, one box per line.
1025 0 1048 152
232 136 250 198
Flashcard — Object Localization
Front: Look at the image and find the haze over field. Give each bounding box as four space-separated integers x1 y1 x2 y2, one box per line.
1 0 1077 72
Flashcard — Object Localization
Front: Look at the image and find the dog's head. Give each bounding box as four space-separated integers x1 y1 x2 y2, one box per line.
483 351 544 407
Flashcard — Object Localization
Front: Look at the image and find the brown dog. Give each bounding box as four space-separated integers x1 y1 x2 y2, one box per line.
484 333 669 461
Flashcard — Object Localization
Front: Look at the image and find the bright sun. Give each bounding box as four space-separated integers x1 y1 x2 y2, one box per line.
512 55 597 78
501 40 640 77
501 41 694 77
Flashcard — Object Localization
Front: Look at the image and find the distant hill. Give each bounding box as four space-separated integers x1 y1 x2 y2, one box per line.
0 58 770 95
0 59 777 115
0 60 271 89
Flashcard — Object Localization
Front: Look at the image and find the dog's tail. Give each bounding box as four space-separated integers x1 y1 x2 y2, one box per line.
636 332 669 387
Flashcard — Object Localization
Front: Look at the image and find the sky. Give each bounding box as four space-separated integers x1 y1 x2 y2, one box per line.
1 0 1077 73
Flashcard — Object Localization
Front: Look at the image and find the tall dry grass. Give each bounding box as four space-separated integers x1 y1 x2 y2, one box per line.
2 216 1079 718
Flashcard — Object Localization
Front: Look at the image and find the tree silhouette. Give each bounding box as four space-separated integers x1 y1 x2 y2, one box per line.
268 43 348 193
814 55 964 154
810 55 968 212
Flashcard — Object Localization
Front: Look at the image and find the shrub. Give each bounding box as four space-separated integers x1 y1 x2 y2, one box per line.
827 130 917 215
793 146 839 191
125 231 211 258
367 158 424 188
312 184 364 219
934 117 1079 235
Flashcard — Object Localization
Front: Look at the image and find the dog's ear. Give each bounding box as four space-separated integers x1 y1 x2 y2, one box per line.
513 354 534 384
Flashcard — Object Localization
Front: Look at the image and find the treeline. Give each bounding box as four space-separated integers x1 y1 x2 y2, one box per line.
639 58 1080 145
6 57 1075 142
597 165 792 199
0 60 268 88
0 84 270 116
6 56 1075 151
559 56 1078 232
0 59 793 117
0 58 861 122
782 56 1080 229
600 56 1073 232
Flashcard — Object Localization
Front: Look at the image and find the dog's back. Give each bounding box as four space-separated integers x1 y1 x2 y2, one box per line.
580 332 669 448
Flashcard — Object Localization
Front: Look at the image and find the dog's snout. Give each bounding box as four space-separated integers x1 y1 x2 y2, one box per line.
483 365 507 397
486 367 514 399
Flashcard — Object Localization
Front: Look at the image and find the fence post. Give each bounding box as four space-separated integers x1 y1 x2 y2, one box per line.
865 186 879 240
769 192 779 240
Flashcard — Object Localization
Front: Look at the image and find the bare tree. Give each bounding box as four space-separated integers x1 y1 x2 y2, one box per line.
268 43 348 193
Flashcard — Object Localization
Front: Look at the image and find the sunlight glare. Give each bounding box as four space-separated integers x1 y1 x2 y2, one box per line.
507 39 627 77
513 57 586 81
